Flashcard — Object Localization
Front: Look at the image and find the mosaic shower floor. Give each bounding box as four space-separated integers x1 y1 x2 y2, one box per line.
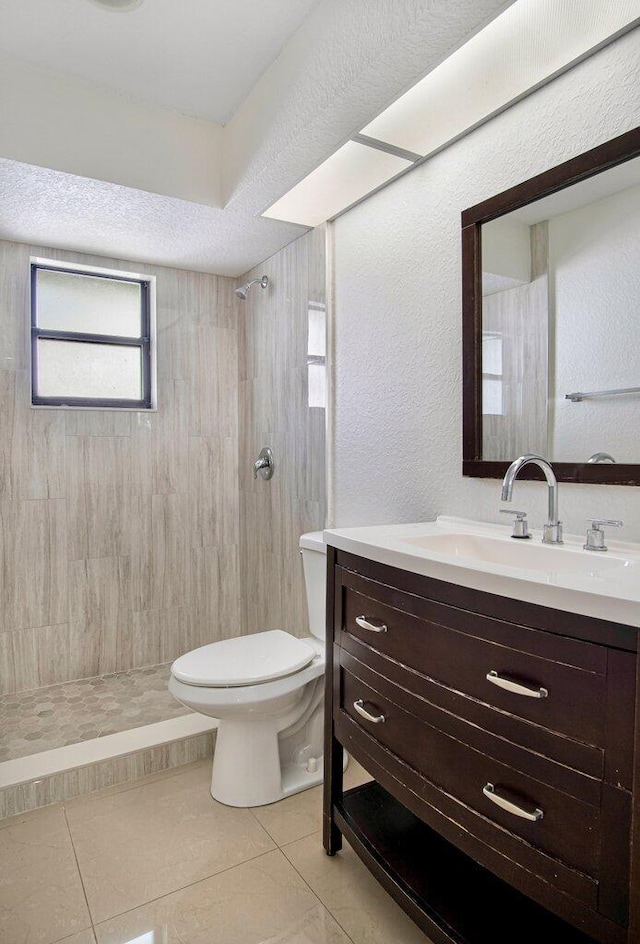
0 663 190 763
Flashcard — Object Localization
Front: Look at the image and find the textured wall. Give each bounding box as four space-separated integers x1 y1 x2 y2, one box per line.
0 240 240 694
238 227 326 637
332 30 640 542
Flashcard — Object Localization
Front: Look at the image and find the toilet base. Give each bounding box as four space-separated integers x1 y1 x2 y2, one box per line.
209 714 349 807
212 755 325 808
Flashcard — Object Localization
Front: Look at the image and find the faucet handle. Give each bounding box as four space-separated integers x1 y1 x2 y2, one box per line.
584 519 623 552
500 509 530 539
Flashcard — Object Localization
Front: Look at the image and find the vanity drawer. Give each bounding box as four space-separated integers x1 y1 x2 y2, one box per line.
339 663 603 880
341 576 608 748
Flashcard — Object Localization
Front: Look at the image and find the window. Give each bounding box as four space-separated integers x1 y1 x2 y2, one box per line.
30 259 155 409
481 331 504 416
307 301 326 409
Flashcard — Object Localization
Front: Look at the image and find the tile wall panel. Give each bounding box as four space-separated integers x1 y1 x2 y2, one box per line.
238 226 327 637
0 226 323 693
0 240 241 695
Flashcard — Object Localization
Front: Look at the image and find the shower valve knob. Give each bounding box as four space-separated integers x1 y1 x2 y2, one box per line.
253 447 274 480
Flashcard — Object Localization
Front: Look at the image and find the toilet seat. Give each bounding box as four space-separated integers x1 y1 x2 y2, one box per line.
171 630 316 687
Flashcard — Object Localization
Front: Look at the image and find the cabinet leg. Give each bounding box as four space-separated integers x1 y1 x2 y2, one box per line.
323 813 342 856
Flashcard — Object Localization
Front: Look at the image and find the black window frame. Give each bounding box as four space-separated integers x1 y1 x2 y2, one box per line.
31 262 153 409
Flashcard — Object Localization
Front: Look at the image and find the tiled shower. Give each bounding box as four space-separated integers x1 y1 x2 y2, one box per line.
0 225 327 816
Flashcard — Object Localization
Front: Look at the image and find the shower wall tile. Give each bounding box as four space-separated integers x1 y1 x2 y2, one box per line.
132 492 192 612
67 557 134 675
0 370 66 501
0 622 72 695
188 435 239 549
190 544 241 644
0 241 30 371
197 271 238 331
64 412 132 437
0 239 240 695
66 434 139 561
130 379 189 495
0 498 68 633
186 325 238 438
156 308 188 381
238 226 327 638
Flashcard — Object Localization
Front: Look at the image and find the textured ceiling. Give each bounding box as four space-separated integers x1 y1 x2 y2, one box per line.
0 0 512 274
0 0 320 124
0 158 307 277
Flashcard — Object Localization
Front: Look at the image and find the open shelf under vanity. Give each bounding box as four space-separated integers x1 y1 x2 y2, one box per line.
336 780 597 944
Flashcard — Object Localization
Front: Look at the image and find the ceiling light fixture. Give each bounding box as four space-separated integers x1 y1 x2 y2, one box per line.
263 0 640 228
88 0 145 11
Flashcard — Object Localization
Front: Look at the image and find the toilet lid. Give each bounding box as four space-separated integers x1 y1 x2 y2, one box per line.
171 630 316 687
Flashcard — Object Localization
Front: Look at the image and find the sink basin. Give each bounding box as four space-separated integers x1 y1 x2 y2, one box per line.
402 532 632 575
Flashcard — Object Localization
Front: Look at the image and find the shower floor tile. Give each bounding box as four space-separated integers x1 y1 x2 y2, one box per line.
0 664 189 763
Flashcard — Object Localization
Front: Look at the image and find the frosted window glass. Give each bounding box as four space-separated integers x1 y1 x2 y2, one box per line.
483 379 504 416
482 333 503 375
37 340 142 400
308 363 326 409
308 304 326 358
36 269 142 337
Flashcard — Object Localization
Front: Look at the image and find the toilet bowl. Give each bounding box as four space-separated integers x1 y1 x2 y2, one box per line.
169 531 331 807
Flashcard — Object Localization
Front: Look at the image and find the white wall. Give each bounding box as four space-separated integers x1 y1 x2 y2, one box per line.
549 182 640 463
331 29 640 542
0 55 223 206
482 215 530 293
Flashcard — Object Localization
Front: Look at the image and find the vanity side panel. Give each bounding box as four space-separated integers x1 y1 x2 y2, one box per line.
626 647 640 944
599 783 632 927
323 545 343 855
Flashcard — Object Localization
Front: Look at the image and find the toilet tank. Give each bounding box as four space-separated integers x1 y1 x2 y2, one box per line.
299 531 327 640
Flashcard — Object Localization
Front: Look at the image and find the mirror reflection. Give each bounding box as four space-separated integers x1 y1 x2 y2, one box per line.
481 155 640 464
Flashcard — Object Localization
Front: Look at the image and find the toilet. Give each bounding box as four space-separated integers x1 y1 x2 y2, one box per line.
169 531 331 807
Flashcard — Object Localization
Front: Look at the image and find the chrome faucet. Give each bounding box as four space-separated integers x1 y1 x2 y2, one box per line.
501 455 563 545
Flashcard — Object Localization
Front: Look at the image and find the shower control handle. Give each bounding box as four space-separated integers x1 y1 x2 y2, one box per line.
253 447 274 480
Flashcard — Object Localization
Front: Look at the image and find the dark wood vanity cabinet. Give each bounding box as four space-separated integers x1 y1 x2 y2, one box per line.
323 547 640 944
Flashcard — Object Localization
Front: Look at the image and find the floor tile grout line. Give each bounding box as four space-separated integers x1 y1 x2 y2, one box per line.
246 803 286 846
280 837 357 944
52 928 97 944
62 804 95 932
88 845 283 929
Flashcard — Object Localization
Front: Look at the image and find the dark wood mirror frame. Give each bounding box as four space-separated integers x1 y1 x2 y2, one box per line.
462 125 640 486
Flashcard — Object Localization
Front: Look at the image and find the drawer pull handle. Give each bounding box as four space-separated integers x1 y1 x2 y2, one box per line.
353 699 385 724
355 616 388 634
486 670 548 699
483 783 544 822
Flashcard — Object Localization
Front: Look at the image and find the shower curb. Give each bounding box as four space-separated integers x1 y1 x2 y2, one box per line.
0 714 217 820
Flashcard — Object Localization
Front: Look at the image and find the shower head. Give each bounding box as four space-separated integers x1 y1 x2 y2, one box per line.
235 275 269 300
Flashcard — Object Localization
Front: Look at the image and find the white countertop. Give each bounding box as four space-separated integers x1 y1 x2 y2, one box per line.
324 517 640 628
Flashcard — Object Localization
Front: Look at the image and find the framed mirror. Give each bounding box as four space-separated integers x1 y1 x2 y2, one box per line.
462 126 640 485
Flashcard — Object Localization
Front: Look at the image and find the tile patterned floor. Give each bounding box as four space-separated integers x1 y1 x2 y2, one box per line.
0 758 430 944
0 664 189 762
